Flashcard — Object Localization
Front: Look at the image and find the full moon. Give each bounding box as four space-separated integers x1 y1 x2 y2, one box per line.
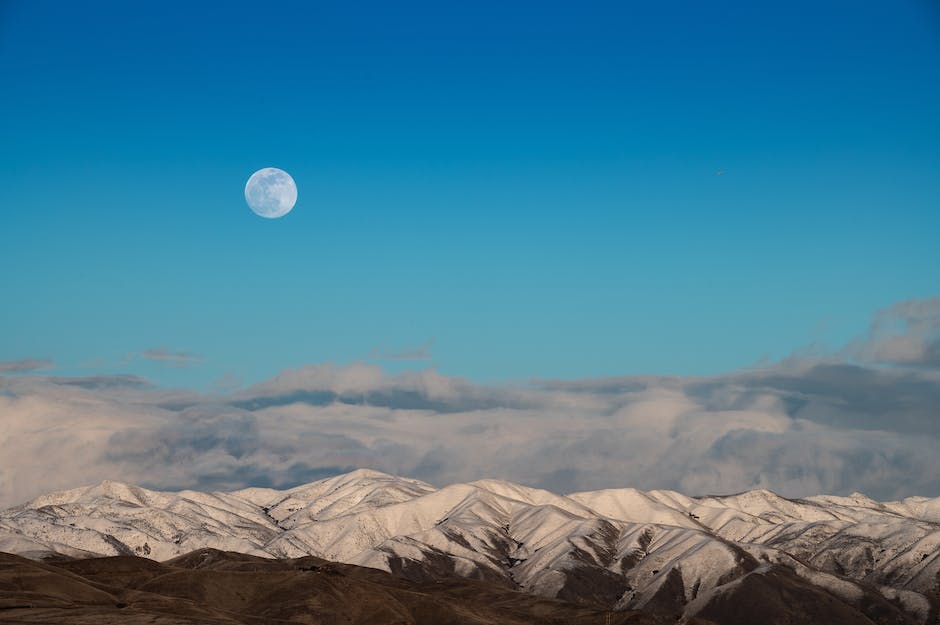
245 167 297 219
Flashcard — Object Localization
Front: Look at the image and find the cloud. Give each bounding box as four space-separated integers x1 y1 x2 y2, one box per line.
1 298 939 509
685 363 940 436
50 375 151 390
212 371 242 392
370 339 435 361
140 347 204 368
851 296 940 369
0 358 53 373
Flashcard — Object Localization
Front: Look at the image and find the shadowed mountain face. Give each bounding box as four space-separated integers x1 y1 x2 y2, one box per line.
0 549 679 625
1 470 938 624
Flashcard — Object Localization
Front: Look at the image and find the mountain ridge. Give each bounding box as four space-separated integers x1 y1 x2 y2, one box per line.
2 469 938 624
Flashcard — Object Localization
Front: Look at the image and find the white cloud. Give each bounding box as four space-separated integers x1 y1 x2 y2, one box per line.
1 298 939 508
851 296 940 368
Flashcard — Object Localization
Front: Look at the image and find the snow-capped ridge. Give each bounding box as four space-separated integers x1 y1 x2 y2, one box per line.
1 469 937 625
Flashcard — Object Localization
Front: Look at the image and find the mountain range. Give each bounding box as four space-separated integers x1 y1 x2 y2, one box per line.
2 469 938 624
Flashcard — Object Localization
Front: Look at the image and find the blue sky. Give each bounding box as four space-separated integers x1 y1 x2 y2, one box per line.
1 0 939 389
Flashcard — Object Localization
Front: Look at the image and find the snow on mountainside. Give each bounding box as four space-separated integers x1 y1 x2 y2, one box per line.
1 469 938 624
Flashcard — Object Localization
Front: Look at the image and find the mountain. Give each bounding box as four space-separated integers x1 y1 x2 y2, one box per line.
1 469 938 624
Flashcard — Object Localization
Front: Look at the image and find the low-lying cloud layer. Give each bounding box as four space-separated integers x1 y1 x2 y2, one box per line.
1 297 938 508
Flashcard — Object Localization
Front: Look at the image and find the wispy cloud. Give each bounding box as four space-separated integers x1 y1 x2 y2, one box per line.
0 358 53 373
370 339 435 361
850 296 940 369
140 347 204 368
50 375 151 390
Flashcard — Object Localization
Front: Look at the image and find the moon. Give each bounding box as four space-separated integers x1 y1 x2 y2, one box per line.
245 167 297 219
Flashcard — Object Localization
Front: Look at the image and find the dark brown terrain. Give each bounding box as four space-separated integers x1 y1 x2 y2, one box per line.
0 549 701 625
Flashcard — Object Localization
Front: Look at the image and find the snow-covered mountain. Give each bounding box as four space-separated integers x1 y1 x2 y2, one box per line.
2 469 938 624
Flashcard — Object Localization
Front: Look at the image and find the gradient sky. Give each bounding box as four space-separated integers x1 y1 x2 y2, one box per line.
1 0 939 389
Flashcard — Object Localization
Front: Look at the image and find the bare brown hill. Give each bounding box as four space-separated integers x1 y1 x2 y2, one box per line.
0 550 693 625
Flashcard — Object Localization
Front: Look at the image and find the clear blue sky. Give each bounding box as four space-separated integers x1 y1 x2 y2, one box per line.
1 0 938 388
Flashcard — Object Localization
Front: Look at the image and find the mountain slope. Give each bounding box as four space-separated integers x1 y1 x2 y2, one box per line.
1 469 938 624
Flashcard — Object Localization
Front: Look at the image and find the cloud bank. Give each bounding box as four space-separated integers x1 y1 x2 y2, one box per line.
0 297 938 508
